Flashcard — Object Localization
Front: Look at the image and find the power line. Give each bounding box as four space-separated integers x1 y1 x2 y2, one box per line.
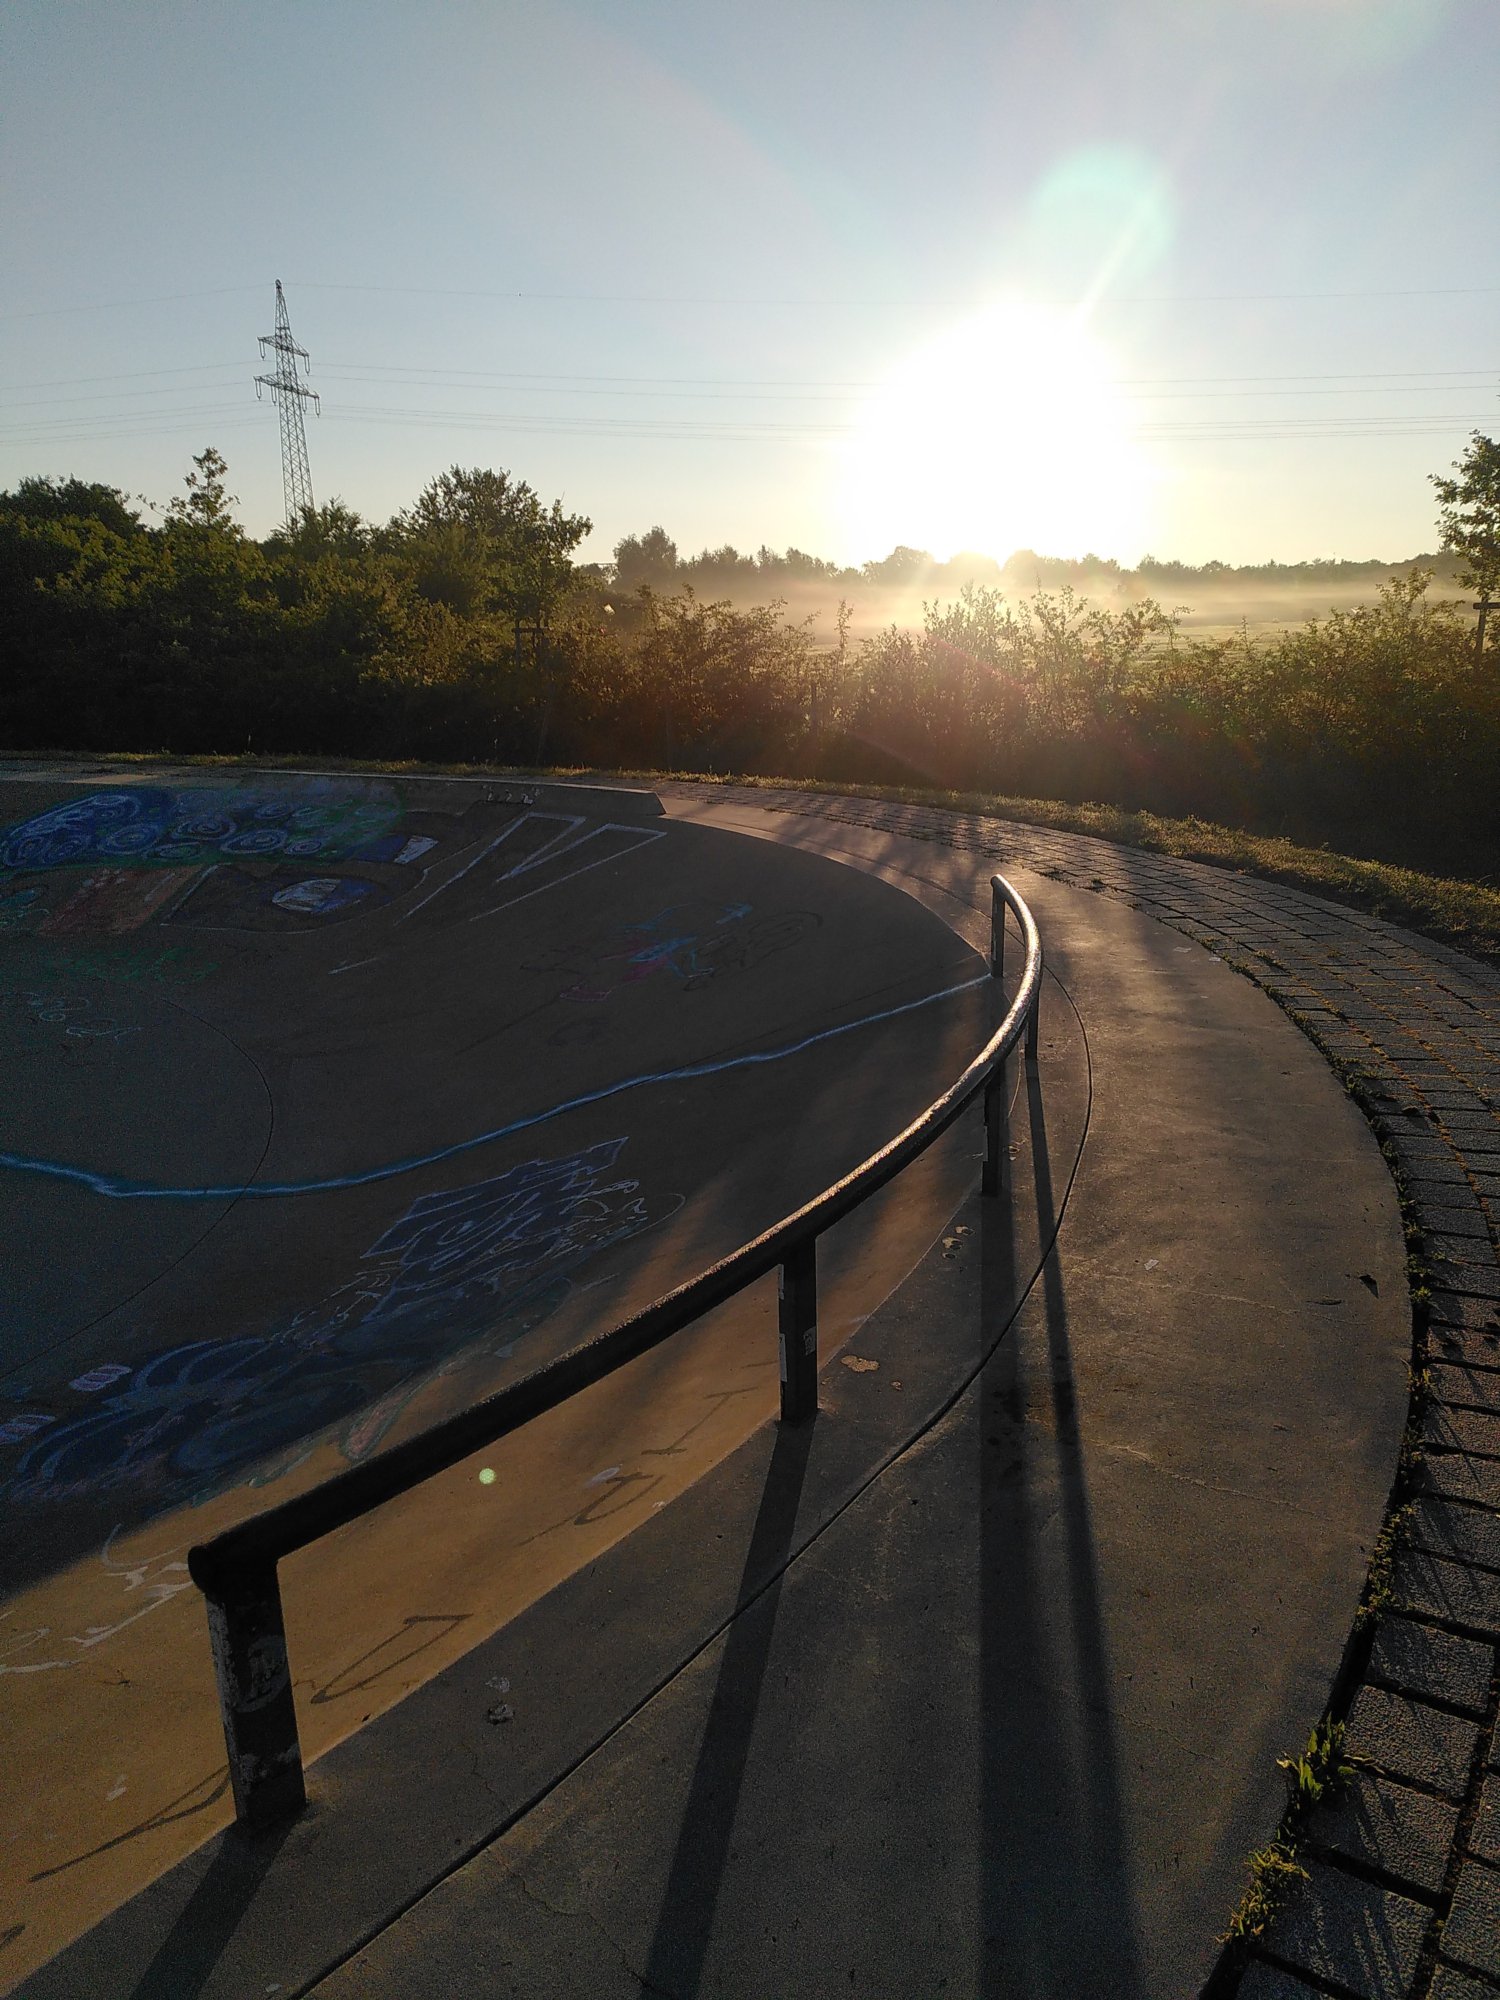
0 287 261 322
4 279 1500 322
4 406 1492 450
291 280 1500 308
7 367 1493 417
2 362 245 393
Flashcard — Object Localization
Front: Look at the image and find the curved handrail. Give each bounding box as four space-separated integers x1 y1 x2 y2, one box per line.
189 874 1042 1827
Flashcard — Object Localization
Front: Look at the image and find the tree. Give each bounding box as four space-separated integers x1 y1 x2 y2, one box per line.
1432 432 1500 653
0 476 144 536
265 498 371 561
862 545 934 589
166 446 241 532
613 526 678 590
394 465 590 646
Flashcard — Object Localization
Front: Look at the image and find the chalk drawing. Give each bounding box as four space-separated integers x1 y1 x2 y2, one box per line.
0 970 989 1200
0 885 43 932
468 822 666 922
25 943 216 987
39 866 201 937
400 813 666 926
272 878 364 914
6 988 137 1041
0 1616 70 1677
532 899 820 1004
64 1531 195 1651
0 1413 55 1446
0 1532 193 1676
0 781 400 875
392 835 437 865
397 812 585 921
352 833 438 866
2 1138 680 1506
69 1364 132 1393
169 866 391 932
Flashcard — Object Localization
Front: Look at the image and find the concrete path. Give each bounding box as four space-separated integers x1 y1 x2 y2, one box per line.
10 776 1435 2000
656 785 1500 2000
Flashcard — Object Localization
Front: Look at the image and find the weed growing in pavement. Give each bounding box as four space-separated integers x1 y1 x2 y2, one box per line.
1277 1720 1355 1809
1220 1722 1355 1944
1360 1502 1417 1626
1221 1838 1309 1942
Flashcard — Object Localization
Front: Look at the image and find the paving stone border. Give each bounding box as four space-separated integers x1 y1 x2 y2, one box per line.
661 781 1500 2000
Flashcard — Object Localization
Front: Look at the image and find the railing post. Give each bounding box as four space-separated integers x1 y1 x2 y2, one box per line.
778 1237 818 1423
1025 983 1040 1062
199 1557 307 1830
981 1071 1008 1197
990 881 1006 981
984 881 1011 1195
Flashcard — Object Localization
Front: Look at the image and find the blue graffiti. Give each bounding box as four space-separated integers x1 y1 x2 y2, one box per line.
3 1139 677 1504
543 900 823 1000
0 972 990 1201
0 782 401 875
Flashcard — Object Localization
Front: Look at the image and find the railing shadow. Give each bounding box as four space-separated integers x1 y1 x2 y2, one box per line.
122 1819 294 2000
978 1048 1145 1996
640 1419 813 1998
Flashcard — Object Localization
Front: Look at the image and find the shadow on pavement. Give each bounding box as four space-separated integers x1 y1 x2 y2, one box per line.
122 1820 294 2000
979 1050 1145 1996
641 1418 814 1997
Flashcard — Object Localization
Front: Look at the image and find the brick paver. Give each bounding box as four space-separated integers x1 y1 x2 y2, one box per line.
663 782 1500 1999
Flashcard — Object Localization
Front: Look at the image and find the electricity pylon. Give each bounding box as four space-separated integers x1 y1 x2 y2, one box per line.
254 280 320 528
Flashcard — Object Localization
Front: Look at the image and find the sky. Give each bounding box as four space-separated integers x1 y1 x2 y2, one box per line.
3 0 1497 569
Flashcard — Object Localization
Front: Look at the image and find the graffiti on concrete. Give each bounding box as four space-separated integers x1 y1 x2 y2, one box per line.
0 885 44 934
167 865 393 932
0 1530 194 1678
23 942 218 986
399 812 666 926
4 988 137 1041
39 867 204 937
1 1138 680 1508
525 899 822 1003
0 781 401 875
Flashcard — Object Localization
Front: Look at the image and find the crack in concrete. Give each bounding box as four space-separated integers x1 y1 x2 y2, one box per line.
508 1867 680 1999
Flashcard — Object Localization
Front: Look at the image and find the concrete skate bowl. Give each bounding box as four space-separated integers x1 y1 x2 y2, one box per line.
0 767 1045 1982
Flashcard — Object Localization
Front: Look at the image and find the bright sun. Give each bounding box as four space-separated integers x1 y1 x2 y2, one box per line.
839 300 1150 565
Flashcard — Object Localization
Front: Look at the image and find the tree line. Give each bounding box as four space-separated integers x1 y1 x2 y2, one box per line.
1 441 1496 876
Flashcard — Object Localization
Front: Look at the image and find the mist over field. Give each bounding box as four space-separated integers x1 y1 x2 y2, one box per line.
5 454 1495 894
602 539 1474 647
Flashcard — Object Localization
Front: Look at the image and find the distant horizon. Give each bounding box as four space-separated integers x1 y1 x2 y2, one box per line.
3 457 1475 584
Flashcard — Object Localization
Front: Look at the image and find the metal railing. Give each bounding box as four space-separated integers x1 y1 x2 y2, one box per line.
188 874 1042 1829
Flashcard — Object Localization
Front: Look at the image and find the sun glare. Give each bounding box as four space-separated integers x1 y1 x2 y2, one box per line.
839 301 1150 567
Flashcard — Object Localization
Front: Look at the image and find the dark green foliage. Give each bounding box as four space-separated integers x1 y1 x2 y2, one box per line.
1432 431 1500 601
1 446 1496 877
